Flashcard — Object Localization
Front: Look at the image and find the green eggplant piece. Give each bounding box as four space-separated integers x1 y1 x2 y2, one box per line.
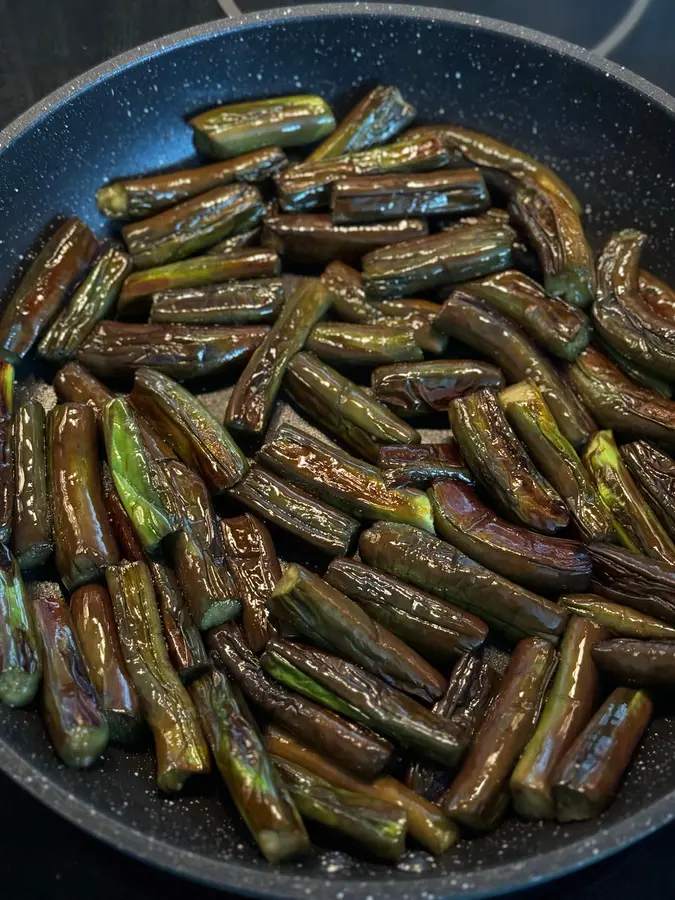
589 542 675 626
208 622 393 779
435 290 595 449
306 323 423 366
307 85 416 162
404 124 581 213
0 546 41 707
276 135 450 212
225 278 333 436
12 401 53 568
49 403 120 590
228 464 360 558
639 269 675 320
359 521 568 643
0 218 98 362
592 638 675 687
509 616 605 819
321 260 379 322
130 367 248 493
37 247 132 361
257 424 435 532
261 638 468 767
103 472 145 564
449 388 569 534
584 430 675 564
33 582 108 767
371 360 505 417
405 654 496 802
103 398 179 552
593 335 673 398
441 637 557 830
96 147 287 220
553 687 652 821
261 211 428 267
117 248 281 317
621 441 675 540
168 531 240 631
78 321 268 381
430 480 591 594
269 564 446 704
559 593 675 640
465 269 591 360
361 217 514 300
107 561 210 791
593 230 675 380
206 226 262 256
284 351 419 463
70 583 143 744
500 381 615 542
378 443 472 489
189 667 309 863
325 557 488 663
272 756 406 861
0 362 13 542
149 279 284 325
568 346 675 447
220 513 280 654
190 95 336 160
161 459 223 562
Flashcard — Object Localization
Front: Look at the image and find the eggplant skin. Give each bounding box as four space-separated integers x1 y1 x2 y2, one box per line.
592 638 675 687
588 542 675 626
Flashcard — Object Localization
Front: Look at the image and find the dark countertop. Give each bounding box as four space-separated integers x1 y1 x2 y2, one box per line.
2 1 675 897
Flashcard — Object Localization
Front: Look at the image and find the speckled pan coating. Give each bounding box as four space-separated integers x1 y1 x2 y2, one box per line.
2 5 675 899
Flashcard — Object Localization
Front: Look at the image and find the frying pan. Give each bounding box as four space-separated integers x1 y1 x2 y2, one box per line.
2 4 675 897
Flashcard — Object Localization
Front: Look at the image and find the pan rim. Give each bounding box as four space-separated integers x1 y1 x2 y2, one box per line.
2 5 675 897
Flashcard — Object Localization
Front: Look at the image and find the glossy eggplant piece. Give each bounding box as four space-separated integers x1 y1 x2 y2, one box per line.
170 530 240 631
208 622 393 779
257 424 435 532
33 583 108 767
430 480 591 594
70 583 143 744
621 441 675 540
190 95 336 160
359 522 568 643
261 638 468 767
0 362 13 543
589 543 675 626
308 85 416 162
49 404 120 590
371 360 505 417
435 290 594 448
285 351 419 463
449 388 568 534
96 148 287 220
12 401 53 568
130 367 248 493
584 430 675 564
147 558 210 684
277 135 450 212
593 335 673 398
149 279 284 325
220 514 280 654
559 593 675 640
361 217 514 300
161 459 222 562
567 346 675 447
103 474 145 563
592 639 675 687
501 381 615 542
269 564 446 704
372 298 448 355
225 278 332 436
321 261 379 322
206 226 262 256
37 247 132 361
406 654 496 802
0 218 98 362
117 248 281 317
0 547 41 707
228 464 360 558
272 756 406 861
107 561 210 791
306 322 423 366
378 443 472 489
441 637 557 830
189 667 309 863
325 557 487 664
262 211 428 267
639 269 675 320
593 230 675 380
553 687 652 821
509 616 604 819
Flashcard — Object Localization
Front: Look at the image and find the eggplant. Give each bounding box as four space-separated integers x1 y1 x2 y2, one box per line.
559 594 675 640
306 323 423 366
149 279 284 326
589 542 675 626
0 546 41 707
12 401 53 568
592 638 675 687
621 441 675 540
378 443 472 489
0 362 14 543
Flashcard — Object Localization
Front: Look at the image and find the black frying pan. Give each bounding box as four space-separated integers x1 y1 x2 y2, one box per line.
2 5 675 897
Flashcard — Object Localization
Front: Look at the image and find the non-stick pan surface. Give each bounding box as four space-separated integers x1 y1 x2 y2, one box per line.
2 6 675 898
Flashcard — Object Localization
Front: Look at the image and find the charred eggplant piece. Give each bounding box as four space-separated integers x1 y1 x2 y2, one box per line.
589 543 675 626
621 441 675 540
149 279 284 326
594 335 673 398
378 443 472 489
0 547 41 707
12 401 53 569
162 459 222 562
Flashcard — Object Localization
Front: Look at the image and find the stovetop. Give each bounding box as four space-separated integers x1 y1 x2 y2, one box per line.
1 1 675 898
